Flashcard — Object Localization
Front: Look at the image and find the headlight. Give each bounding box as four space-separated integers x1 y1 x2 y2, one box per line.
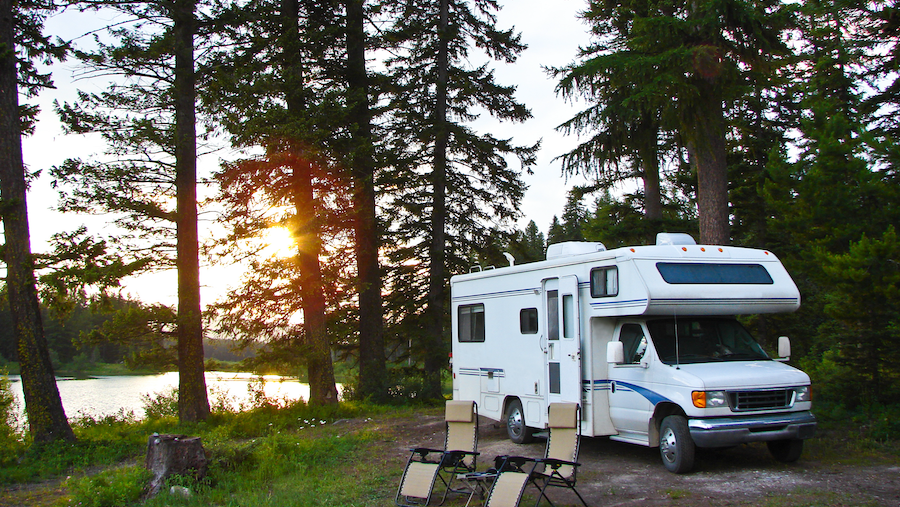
795 385 811 403
692 390 728 408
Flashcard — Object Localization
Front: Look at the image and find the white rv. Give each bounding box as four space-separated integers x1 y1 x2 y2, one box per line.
450 233 816 473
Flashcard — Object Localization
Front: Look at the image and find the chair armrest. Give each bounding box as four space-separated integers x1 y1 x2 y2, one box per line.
493 455 540 473
538 458 582 469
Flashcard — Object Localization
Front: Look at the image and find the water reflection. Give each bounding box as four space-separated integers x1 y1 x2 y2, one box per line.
6 371 316 422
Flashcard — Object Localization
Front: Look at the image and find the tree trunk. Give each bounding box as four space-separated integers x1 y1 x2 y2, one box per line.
423 0 450 401
684 84 730 245
345 0 386 401
173 0 209 422
145 434 207 497
282 0 338 406
0 0 74 443
636 111 662 224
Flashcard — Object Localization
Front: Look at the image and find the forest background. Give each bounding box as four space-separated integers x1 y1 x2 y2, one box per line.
0 0 899 445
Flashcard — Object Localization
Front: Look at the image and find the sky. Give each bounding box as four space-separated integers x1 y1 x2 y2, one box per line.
19 0 596 308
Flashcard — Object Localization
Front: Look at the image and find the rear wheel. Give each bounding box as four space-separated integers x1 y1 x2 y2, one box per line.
767 439 803 463
659 415 695 474
505 399 535 444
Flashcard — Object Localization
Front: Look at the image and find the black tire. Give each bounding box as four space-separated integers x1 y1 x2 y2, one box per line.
505 399 535 444
659 415 696 474
767 439 803 463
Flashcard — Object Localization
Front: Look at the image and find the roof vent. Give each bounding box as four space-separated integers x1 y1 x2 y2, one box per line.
546 241 606 260
656 233 696 246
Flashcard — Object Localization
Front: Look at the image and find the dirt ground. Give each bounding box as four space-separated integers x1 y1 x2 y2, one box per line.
383 412 900 507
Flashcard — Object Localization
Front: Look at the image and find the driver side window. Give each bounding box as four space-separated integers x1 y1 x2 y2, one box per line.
619 324 647 364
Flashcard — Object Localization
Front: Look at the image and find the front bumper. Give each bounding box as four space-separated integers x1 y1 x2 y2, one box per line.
688 411 817 448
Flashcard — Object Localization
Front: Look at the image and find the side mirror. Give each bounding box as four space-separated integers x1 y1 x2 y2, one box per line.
607 341 624 364
777 336 791 360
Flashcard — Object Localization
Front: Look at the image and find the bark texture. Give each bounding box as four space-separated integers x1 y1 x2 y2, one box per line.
173 0 209 422
0 0 74 443
145 434 208 496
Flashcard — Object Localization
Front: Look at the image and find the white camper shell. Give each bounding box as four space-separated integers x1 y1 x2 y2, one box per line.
450 234 816 473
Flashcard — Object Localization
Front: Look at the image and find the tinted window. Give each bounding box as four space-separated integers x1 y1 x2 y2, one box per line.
591 267 618 297
656 263 773 284
458 304 485 342
520 308 538 334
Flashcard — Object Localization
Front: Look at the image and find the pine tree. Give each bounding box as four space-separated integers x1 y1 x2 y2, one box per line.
0 0 73 442
52 0 210 421
557 0 793 245
382 0 535 398
203 0 341 405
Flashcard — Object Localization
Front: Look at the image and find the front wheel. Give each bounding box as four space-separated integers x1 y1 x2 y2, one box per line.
659 415 696 474
505 399 535 444
767 439 803 463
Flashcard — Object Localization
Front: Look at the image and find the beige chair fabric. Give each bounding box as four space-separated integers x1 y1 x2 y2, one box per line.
445 400 478 469
484 471 531 507
543 402 579 480
398 462 441 500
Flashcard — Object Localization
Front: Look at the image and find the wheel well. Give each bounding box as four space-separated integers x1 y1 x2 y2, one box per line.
649 402 686 448
502 396 520 418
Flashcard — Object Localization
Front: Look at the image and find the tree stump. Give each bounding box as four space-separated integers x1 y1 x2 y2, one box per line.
145 433 208 497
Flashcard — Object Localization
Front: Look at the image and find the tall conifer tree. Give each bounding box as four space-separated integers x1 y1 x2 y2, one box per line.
53 0 210 421
0 0 74 442
382 0 535 398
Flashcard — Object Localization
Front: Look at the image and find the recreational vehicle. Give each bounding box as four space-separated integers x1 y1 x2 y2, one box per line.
450 233 816 473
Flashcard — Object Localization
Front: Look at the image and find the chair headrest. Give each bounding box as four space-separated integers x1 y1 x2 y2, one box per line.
548 403 578 428
445 400 475 422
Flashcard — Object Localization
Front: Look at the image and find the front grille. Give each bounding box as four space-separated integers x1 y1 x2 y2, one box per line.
729 389 793 411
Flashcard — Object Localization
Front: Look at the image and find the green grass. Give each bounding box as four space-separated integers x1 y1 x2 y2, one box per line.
1 389 899 507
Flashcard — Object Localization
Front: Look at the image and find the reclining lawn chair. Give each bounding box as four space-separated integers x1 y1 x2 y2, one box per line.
529 402 588 507
395 400 479 506
493 403 587 507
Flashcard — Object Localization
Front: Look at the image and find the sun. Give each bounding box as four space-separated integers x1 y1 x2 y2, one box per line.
261 226 297 258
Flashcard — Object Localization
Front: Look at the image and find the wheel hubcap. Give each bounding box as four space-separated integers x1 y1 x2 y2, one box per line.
508 408 524 437
660 428 677 463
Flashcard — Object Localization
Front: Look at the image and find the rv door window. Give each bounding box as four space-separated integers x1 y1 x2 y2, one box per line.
520 308 538 334
563 295 575 339
590 267 618 297
547 290 559 340
458 304 485 342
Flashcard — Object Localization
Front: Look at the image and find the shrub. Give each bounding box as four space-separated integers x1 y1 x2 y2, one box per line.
0 371 24 465
67 466 152 507
141 386 179 419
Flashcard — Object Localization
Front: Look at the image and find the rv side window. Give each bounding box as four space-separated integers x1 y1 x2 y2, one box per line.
590 267 618 297
656 263 774 284
619 324 647 364
458 304 485 342
520 308 538 334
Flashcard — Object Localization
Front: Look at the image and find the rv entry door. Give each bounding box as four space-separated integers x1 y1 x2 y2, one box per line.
543 275 583 406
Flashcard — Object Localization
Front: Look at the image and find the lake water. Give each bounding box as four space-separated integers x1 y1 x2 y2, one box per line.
4 371 317 424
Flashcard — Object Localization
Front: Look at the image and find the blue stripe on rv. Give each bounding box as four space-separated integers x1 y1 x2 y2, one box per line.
584 379 672 406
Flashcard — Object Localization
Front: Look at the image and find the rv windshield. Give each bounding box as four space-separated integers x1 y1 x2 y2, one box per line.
646 318 770 364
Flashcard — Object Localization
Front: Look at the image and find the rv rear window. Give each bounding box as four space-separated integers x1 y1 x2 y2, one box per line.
590 266 618 297
656 263 774 284
520 308 538 334
458 304 485 342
